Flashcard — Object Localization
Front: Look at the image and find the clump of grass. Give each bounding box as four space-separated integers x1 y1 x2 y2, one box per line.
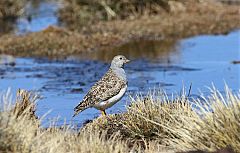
0 26 125 58
85 87 240 152
0 89 39 153
58 0 170 29
0 89 133 153
166 87 240 152
0 87 239 152
58 0 240 33
84 90 194 149
12 89 38 120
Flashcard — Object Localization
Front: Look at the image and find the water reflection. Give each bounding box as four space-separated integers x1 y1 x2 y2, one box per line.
0 0 59 35
17 1 59 33
79 39 180 62
0 19 16 35
0 30 239 126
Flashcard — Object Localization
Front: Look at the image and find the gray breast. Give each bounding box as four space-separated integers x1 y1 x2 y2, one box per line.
112 67 127 82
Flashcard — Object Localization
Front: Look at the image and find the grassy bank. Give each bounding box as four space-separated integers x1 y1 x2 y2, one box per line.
58 0 176 30
0 0 239 58
0 87 239 153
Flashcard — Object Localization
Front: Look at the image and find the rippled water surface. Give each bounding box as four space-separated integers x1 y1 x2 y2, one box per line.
0 30 239 125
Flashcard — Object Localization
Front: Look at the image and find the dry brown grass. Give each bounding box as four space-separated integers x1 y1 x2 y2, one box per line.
12 89 38 120
0 89 132 153
59 0 240 32
84 87 240 152
58 0 170 29
0 89 39 153
0 1 239 58
0 26 124 58
0 87 239 153
167 87 240 152
84 91 193 144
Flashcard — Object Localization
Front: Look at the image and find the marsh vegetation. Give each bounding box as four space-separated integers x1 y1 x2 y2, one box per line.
0 88 239 153
0 0 239 57
0 1 239 153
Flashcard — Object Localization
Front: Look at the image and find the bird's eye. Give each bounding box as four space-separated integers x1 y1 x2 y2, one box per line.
120 57 122 60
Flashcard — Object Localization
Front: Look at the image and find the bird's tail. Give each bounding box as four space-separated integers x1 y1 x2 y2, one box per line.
72 101 88 118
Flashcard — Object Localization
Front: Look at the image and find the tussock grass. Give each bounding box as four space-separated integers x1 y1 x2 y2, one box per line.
0 89 39 153
85 88 240 152
12 89 38 120
0 26 125 58
59 0 170 28
83 90 194 151
0 87 239 153
0 89 132 153
0 0 26 19
167 87 240 152
58 0 240 32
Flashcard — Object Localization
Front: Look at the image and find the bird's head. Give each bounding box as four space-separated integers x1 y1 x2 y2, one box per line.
111 55 130 68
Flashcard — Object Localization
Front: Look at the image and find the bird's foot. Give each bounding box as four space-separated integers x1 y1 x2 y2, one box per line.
101 110 107 116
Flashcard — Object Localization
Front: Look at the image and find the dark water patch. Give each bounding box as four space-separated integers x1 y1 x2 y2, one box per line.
128 62 201 72
220 0 240 5
78 39 179 62
232 60 240 64
70 88 84 93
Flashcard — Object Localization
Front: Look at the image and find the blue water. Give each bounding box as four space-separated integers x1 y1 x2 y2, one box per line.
159 31 240 93
0 30 239 126
0 0 239 125
17 1 59 34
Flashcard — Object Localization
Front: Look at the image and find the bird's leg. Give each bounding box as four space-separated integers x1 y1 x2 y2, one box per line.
101 110 107 116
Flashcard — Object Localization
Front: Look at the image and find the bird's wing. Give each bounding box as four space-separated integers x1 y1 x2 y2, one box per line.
73 69 126 117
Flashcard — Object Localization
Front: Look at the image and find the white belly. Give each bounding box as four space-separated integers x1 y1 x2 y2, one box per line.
93 85 127 110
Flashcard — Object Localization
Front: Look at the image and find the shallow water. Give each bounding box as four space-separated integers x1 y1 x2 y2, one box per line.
0 1 59 35
0 30 239 125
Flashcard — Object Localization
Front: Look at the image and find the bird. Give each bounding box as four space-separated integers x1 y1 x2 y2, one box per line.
73 55 130 117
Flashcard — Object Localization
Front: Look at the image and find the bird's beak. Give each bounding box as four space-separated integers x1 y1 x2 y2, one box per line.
125 59 130 63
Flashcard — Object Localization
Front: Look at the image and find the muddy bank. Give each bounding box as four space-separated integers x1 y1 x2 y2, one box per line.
0 1 239 58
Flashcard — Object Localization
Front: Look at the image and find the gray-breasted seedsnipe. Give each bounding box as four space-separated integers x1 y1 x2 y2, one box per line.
73 55 130 117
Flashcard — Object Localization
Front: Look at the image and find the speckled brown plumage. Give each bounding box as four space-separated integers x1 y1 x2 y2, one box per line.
73 68 127 117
